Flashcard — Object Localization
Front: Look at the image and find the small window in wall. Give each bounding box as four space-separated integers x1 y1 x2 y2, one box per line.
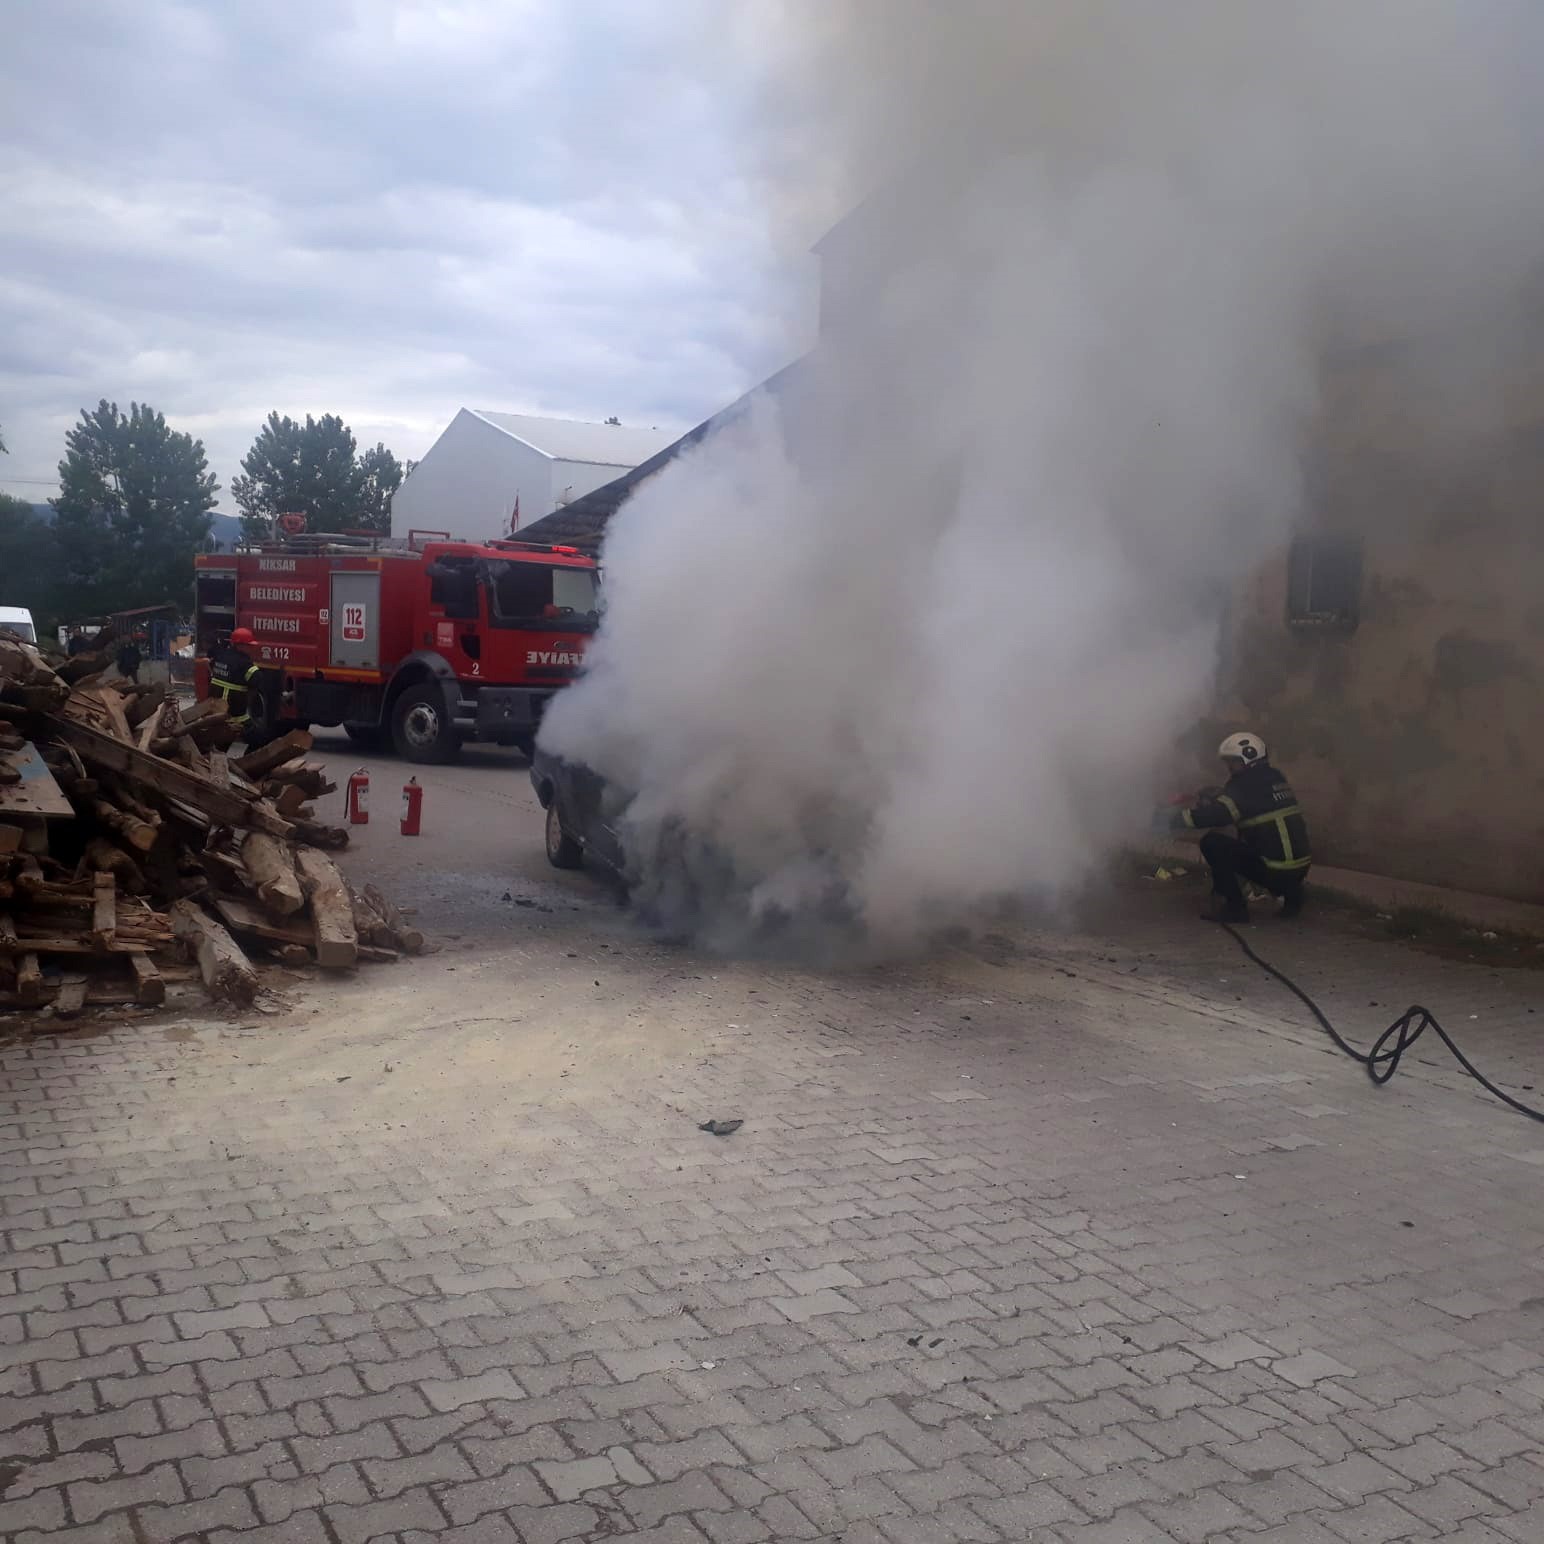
1287 535 1362 629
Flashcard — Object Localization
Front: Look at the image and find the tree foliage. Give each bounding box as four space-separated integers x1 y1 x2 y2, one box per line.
0 494 56 617
232 412 401 539
51 400 218 618
357 442 404 534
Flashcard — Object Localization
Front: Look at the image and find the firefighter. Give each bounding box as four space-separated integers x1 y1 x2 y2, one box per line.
1172 732 1311 923
210 627 262 737
115 633 142 683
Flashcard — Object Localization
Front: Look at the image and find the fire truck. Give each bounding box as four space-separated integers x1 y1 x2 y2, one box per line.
192 531 599 762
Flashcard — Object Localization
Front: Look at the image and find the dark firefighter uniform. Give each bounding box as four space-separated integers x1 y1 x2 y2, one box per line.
209 645 260 730
1176 760 1311 919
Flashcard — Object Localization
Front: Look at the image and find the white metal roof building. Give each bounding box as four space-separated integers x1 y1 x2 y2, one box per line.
389 409 679 543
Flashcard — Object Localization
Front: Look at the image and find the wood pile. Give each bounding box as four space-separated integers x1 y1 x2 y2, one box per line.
0 638 419 1014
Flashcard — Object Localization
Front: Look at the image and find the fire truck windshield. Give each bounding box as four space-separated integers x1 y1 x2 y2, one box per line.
484 560 600 630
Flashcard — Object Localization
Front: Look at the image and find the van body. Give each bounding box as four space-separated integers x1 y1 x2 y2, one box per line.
0 607 37 644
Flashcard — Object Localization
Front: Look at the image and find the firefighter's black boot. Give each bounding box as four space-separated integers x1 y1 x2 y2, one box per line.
1201 894 1249 925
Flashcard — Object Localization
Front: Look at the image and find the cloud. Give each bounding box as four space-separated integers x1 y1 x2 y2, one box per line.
0 0 804 506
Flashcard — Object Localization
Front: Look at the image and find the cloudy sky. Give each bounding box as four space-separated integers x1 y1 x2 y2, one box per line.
0 0 815 509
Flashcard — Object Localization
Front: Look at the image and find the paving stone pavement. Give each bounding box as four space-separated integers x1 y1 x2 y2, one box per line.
3 884 1543 1543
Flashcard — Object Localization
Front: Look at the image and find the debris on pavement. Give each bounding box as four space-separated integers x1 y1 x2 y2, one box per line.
0 637 416 1014
698 1117 744 1136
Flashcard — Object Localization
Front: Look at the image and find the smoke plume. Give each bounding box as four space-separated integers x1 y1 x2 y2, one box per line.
542 0 1544 950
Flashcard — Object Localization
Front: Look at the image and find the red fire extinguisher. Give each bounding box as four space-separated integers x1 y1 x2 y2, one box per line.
345 768 370 825
400 776 423 836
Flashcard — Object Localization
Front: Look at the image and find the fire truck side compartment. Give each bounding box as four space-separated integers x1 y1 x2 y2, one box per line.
329 571 381 670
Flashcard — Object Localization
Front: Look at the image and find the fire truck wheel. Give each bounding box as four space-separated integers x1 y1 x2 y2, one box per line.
545 800 583 869
243 675 282 747
391 684 462 763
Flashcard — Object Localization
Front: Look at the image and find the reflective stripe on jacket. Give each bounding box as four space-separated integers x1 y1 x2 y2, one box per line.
209 656 260 726
1176 762 1311 871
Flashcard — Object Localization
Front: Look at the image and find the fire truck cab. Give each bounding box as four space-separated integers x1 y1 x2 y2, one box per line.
193 533 599 762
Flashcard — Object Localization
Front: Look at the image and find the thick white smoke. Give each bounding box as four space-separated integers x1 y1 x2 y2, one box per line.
542 1 1544 949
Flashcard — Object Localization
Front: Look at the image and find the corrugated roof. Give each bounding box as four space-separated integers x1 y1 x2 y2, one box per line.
468 410 678 468
520 360 807 552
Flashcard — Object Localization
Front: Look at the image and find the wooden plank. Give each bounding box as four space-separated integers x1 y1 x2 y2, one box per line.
0 914 17 988
289 818 349 850
293 848 357 969
162 796 213 831
0 824 22 856
93 798 160 852
240 831 304 916
54 977 88 1018
0 638 67 701
271 783 308 817
15 950 43 1007
164 735 202 769
125 682 167 726
234 731 314 780
14 906 167 933
211 893 313 946
99 772 159 825
207 750 229 789
48 716 282 833
198 850 248 886
84 837 144 892
364 883 425 954
58 650 109 685
357 943 400 965
0 936 152 956
94 688 135 744
350 888 390 946
136 707 163 752
248 799 296 840
128 953 165 1006
0 743 74 817
83 985 140 1007
173 697 227 729
169 898 258 1003
91 873 116 949
186 719 239 753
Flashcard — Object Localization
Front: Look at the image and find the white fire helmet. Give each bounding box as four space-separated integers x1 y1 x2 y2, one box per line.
1218 732 1267 766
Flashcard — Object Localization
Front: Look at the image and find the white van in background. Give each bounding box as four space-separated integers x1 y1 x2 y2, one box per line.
0 606 37 644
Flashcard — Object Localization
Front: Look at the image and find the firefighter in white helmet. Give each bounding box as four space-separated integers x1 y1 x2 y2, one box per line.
1170 732 1311 923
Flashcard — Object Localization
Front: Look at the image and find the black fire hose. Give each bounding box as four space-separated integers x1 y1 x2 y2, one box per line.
1214 920 1544 1125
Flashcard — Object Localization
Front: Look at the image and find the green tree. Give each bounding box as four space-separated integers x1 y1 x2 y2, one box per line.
0 494 58 618
357 442 404 534
51 400 218 617
232 412 368 539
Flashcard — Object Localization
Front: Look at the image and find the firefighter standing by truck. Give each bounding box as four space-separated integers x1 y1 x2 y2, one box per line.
1171 732 1312 923
210 628 263 742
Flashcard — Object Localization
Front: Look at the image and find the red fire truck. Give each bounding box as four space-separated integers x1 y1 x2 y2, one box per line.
192 532 599 762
